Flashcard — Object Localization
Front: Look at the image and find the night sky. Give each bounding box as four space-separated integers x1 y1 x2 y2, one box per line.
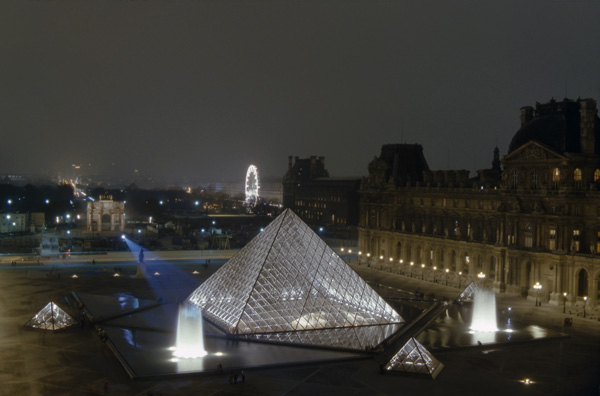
2 1 600 183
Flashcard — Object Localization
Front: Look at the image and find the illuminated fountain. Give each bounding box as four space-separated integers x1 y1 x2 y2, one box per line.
173 302 207 358
470 287 498 332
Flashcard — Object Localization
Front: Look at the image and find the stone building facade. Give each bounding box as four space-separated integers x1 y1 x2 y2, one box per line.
358 98 600 309
283 156 360 227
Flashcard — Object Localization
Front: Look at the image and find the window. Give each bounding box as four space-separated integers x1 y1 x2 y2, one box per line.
531 170 538 189
574 168 582 190
594 169 600 182
511 169 518 188
552 168 560 189
549 228 557 250
525 225 533 248
572 229 581 252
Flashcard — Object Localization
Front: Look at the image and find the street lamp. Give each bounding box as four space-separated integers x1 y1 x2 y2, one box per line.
358 251 362 265
433 266 437 282
533 282 542 306
583 296 588 318
458 271 462 289
410 261 414 277
563 292 567 313
478 272 485 288
421 263 425 280
445 268 449 285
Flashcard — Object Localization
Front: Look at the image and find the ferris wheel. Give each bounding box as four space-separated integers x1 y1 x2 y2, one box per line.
245 165 259 206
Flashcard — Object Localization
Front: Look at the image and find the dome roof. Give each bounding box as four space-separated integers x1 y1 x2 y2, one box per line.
508 99 600 154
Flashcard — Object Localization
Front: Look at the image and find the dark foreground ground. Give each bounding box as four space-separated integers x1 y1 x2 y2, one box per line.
1 254 598 396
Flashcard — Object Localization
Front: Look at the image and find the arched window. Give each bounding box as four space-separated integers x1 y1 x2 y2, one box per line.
531 169 538 189
552 168 560 189
594 169 600 182
574 168 582 190
577 269 588 297
511 169 518 188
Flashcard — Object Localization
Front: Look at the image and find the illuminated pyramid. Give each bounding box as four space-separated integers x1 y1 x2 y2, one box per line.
385 337 444 379
458 282 477 302
25 302 76 331
186 209 403 350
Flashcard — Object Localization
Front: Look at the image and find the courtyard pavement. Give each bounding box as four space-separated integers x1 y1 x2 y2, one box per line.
0 251 598 396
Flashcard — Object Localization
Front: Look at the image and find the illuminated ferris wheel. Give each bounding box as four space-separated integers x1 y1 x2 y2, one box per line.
245 165 259 206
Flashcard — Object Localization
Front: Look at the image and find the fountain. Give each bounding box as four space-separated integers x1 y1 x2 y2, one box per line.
173 302 207 358
470 287 498 332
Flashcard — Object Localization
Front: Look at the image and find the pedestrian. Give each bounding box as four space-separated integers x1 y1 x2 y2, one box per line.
241 370 245 382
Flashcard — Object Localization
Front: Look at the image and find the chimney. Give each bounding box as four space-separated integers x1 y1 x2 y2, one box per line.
580 98 597 154
520 106 534 127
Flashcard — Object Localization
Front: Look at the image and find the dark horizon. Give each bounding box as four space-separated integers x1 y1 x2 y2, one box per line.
2 1 600 183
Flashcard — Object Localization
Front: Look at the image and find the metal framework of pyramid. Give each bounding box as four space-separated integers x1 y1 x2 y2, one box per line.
384 337 444 379
186 209 403 350
458 282 477 302
25 302 76 331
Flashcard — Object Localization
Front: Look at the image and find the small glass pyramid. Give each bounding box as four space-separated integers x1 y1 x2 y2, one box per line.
385 337 444 378
25 302 76 330
186 209 403 350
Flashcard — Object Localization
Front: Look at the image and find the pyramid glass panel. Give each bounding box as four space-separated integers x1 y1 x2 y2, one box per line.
458 282 477 301
186 209 404 349
385 337 444 379
25 302 76 331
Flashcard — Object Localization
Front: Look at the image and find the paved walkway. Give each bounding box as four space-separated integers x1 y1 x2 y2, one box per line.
0 252 598 395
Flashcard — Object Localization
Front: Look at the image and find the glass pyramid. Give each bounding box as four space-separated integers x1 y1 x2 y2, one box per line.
25 302 76 331
458 282 477 302
186 209 403 350
384 337 444 379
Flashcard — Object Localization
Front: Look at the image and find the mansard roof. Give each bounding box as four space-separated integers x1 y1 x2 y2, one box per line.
509 98 600 155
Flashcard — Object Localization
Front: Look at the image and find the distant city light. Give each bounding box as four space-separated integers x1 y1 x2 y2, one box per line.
195 201 199 206
159 200 164 205
45 199 50 204
7 199 12 204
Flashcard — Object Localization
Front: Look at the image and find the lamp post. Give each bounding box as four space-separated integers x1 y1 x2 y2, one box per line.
366 253 371 267
533 282 542 306
389 257 393 272
399 259 403 275
421 263 425 280
458 271 462 289
445 268 449 285
433 266 437 283
358 251 362 265
563 292 567 313
410 261 414 277
478 272 485 288
379 255 384 270
583 296 587 318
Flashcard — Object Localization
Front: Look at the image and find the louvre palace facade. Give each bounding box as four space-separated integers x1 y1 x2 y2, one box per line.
358 98 600 308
